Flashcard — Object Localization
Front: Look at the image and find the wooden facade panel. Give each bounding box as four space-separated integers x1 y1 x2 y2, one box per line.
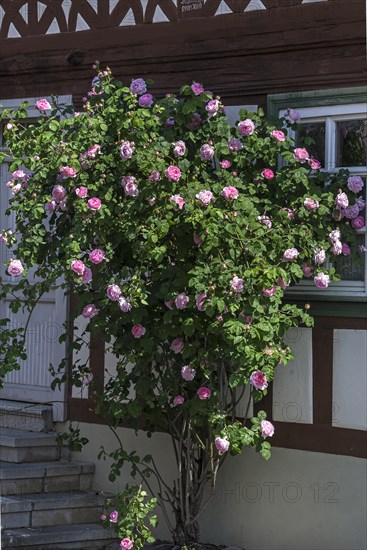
0 0 365 105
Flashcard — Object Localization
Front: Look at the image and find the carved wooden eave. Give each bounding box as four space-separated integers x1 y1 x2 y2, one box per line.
0 0 365 106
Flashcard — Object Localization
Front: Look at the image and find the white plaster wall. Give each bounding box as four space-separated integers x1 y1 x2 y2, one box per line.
332 329 367 430
59 422 367 550
273 328 313 424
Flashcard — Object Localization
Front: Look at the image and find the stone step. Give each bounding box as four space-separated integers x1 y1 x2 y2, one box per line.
0 460 95 495
0 400 53 432
0 428 69 463
1 523 119 549
1 490 106 529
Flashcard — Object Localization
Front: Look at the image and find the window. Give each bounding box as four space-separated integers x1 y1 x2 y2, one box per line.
268 88 367 300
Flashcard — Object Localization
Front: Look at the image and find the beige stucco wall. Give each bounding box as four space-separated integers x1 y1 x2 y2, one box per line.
55 421 367 550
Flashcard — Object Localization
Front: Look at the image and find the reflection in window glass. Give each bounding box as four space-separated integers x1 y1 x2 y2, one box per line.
332 235 365 281
296 122 325 166
337 119 367 167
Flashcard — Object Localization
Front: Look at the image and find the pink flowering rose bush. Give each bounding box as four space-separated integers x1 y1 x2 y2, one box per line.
0 67 362 548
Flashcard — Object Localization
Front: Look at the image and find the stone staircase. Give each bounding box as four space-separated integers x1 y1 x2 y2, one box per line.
0 400 119 550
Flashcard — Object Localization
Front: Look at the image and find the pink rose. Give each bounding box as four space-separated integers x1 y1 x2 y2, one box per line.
304 198 319 211
10 183 22 195
342 243 351 256
283 248 299 261
196 293 207 311
187 112 202 130
221 186 239 201
86 144 101 158
331 241 343 255
89 249 105 264
175 293 190 310
293 148 309 162
344 205 359 219
0 232 9 244
351 216 365 230
130 78 147 94
120 141 135 160
71 260 86 276
261 168 275 180
191 82 204 95
313 248 326 265
173 141 186 157
314 272 330 289
100 514 107 521
12 170 25 179
174 395 185 406
193 232 202 245
131 324 146 338
75 186 88 198
118 296 132 312
36 98 51 111
302 264 313 277
82 268 92 284
250 370 268 390
329 229 341 243
276 277 288 290
149 170 161 182
122 175 139 197
196 190 214 206
107 284 121 301
282 207 295 220
347 176 364 194
335 192 349 210
109 511 119 523
261 420 275 438
220 160 231 169
205 99 220 117
197 387 211 400
228 138 243 152
308 158 321 170
171 337 184 354
59 166 77 179
165 300 174 310
170 194 185 210
45 200 57 213
200 143 215 160
120 538 133 550
238 119 255 136
262 286 277 297
7 259 24 277
258 215 272 228
165 165 182 182
60 200 67 212
139 93 153 108
285 108 300 123
230 276 244 293
82 304 99 318
271 130 285 142
87 197 102 211
181 366 196 381
215 436 230 454
52 185 66 202
356 197 366 211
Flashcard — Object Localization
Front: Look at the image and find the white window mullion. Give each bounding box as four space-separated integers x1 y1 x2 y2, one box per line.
325 117 336 171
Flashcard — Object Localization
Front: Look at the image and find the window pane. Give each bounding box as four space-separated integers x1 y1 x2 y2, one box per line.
331 235 365 281
336 119 367 167
296 122 325 166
